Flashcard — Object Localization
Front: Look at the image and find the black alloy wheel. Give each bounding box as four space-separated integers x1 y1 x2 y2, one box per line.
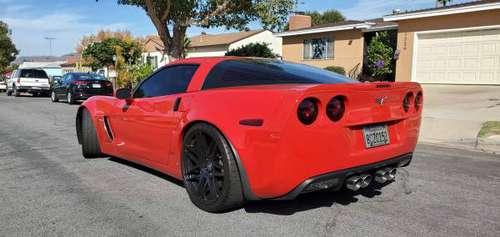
182 123 244 213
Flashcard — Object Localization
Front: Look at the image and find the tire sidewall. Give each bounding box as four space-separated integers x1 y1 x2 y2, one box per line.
181 124 241 212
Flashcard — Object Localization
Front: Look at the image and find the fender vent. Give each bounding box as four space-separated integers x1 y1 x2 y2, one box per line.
103 116 114 141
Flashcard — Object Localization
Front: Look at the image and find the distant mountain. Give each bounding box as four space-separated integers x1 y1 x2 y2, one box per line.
14 56 65 64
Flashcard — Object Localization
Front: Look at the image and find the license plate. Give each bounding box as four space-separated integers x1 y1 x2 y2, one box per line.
92 84 101 88
32 87 40 89
363 124 390 148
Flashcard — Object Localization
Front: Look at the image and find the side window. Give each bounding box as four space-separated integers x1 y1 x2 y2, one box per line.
303 37 334 60
134 64 199 98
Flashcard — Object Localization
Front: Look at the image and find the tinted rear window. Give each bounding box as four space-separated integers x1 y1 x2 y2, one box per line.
202 59 357 90
73 73 106 80
20 69 48 79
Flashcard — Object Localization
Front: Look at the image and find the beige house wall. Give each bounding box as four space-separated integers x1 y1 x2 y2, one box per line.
394 9 500 82
281 30 364 76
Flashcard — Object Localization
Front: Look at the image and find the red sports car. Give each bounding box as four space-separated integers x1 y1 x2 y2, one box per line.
76 57 422 212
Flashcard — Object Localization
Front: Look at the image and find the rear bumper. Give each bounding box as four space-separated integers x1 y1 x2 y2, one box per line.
17 86 50 92
274 153 412 200
72 90 113 100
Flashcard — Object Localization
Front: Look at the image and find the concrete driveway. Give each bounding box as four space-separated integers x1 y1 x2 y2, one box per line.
420 85 500 152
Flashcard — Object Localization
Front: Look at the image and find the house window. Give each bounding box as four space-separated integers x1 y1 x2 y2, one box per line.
146 56 158 69
303 38 334 60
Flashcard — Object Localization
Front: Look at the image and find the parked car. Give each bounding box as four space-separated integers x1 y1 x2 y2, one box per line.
6 68 51 97
75 57 423 213
0 80 6 92
51 72 113 104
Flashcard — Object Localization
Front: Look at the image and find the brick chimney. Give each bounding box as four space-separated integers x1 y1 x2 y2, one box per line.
289 15 312 31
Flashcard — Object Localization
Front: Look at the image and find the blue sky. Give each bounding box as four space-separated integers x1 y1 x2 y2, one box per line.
1 0 470 56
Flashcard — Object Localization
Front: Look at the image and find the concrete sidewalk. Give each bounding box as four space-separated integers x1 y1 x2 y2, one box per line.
419 85 500 153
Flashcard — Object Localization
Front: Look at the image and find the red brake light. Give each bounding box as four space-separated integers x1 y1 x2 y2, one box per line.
297 98 319 125
73 80 88 85
415 92 423 111
403 92 413 112
326 96 345 122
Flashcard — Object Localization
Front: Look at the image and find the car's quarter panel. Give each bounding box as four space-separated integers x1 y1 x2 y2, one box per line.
180 80 422 199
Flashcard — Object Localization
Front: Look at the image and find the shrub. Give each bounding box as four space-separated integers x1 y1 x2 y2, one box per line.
324 66 345 75
225 42 278 58
366 31 394 80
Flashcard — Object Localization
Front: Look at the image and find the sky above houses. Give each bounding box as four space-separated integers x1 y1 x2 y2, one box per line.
1 0 471 57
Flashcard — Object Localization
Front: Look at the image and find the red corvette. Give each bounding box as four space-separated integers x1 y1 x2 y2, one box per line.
76 57 422 212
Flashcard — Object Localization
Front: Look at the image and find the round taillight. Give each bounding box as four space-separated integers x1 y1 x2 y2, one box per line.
297 98 318 125
326 96 345 122
415 92 422 111
403 93 413 112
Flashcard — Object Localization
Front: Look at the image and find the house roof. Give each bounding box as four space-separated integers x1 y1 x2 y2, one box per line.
188 29 265 48
143 29 266 51
274 19 398 37
384 0 500 21
274 20 374 37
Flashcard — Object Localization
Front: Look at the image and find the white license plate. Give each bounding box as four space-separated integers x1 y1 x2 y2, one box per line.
92 84 101 88
363 124 390 148
32 87 40 89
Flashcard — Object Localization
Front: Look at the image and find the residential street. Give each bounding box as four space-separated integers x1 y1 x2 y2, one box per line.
1 95 499 237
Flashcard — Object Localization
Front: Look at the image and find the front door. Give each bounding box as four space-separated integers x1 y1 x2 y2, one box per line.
110 64 200 166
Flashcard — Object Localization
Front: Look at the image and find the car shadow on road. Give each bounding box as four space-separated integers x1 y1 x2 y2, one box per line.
244 182 392 215
107 157 185 187
106 156 393 215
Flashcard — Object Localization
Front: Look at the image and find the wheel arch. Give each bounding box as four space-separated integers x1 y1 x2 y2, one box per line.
180 120 260 201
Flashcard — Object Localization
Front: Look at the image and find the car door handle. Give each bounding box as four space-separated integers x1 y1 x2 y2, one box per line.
173 97 181 112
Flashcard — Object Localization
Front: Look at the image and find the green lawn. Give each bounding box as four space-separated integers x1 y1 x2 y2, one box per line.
478 121 500 138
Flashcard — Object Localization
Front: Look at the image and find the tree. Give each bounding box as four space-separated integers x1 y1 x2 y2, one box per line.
436 0 453 7
225 42 277 58
307 10 345 26
0 21 19 74
366 31 394 81
284 9 345 30
109 0 294 60
82 37 141 71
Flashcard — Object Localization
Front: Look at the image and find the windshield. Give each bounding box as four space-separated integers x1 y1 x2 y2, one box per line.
202 58 358 90
20 69 48 79
73 73 106 80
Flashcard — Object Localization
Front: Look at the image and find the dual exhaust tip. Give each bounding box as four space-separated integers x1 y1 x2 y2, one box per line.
345 167 397 191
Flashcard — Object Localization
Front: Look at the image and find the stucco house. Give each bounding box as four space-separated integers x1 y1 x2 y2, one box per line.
276 0 500 85
141 29 282 69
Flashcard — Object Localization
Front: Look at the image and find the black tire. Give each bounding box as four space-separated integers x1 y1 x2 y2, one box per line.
81 109 104 158
51 91 59 102
6 89 12 96
67 91 75 104
14 86 20 97
181 123 245 213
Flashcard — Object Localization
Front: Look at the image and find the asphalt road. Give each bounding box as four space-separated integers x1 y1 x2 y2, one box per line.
1 94 499 237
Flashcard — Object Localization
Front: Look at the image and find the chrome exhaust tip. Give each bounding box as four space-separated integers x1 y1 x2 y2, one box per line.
346 176 362 191
385 168 397 181
359 174 372 188
374 169 388 183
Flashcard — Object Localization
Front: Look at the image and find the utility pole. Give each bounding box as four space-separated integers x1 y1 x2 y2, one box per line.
44 37 56 56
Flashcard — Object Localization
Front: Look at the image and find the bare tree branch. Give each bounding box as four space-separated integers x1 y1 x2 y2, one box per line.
160 0 171 23
200 0 231 26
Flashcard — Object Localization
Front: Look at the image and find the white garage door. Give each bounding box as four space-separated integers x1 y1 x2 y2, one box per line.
415 28 500 84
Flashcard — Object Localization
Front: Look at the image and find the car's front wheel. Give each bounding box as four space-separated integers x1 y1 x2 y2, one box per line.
51 91 58 102
182 123 245 213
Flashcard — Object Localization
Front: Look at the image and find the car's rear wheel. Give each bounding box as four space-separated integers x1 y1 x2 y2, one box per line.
13 86 20 97
182 123 245 213
6 89 12 96
67 92 75 104
51 91 58 102
81 109 104 158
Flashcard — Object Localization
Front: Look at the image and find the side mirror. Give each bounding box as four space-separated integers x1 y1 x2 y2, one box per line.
115 88 131 100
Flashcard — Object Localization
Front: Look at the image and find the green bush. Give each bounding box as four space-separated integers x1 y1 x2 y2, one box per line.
366 31 394 80
324 66 345 75
225 42 277 58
